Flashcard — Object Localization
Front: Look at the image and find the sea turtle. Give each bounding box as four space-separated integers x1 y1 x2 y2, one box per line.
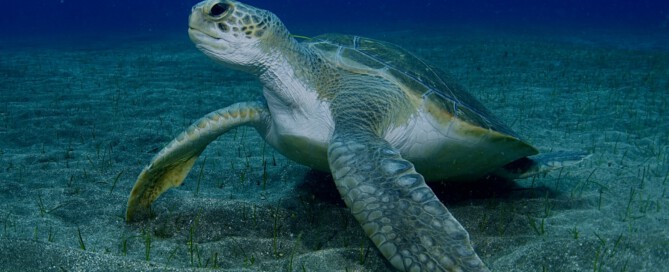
126 0 589 271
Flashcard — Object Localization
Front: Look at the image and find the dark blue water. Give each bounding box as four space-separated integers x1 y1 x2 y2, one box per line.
2 0 668 39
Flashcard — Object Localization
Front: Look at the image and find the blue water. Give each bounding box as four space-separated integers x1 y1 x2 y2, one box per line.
2 0 668 38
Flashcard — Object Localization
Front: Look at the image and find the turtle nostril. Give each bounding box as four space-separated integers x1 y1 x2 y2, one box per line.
210 3 230 17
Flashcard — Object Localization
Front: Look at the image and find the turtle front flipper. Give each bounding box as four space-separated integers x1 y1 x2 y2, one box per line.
126 101 269 222
328 131 490 272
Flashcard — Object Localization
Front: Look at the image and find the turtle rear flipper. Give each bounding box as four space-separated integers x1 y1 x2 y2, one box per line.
494 151 591 180
328 130 490 272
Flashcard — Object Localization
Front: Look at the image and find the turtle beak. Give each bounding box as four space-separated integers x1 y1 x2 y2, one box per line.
189 3 214 38
189 4 229 55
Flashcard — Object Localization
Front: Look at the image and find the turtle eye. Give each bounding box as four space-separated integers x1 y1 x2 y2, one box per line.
209 3 231 17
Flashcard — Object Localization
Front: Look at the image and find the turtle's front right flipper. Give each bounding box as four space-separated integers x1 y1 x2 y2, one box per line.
126 101 268 222
328 131 490 272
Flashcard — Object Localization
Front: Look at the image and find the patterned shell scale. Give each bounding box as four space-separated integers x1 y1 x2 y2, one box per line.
306 34 519 138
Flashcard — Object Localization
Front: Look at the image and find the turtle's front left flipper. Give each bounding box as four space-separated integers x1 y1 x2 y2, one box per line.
328 131 490 272
126 101 269 222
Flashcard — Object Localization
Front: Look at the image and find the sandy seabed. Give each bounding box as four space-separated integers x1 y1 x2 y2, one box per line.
1 26 668 271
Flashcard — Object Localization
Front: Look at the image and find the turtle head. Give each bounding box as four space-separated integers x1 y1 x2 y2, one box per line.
188 0 289 73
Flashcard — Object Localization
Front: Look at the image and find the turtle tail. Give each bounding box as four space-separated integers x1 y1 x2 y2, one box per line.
494 150 591 180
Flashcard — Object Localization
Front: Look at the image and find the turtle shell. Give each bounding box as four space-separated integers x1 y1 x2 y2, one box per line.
306 33 519 139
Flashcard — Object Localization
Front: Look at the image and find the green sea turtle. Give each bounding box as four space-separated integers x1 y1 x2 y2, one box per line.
126 0 589 271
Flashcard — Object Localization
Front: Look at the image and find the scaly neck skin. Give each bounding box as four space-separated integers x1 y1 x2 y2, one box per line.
256 34 324 111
